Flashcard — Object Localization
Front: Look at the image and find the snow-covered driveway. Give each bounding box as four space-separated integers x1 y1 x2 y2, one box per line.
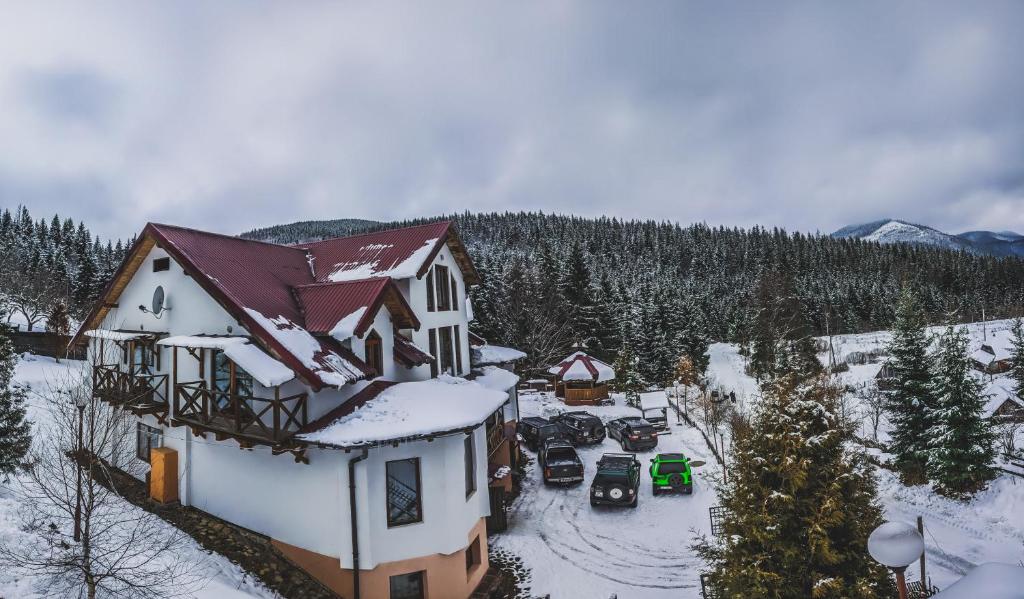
493 392 720 599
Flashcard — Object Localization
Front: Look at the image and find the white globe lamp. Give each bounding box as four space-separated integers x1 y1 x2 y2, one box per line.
868 521 924 599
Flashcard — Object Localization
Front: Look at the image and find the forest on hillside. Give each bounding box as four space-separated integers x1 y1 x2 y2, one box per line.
0 206 130 329
244 212 1024 383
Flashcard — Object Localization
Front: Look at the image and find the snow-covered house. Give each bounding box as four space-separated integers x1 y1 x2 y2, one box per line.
970 340 1013 376
70 221 521 599
547 351 615 405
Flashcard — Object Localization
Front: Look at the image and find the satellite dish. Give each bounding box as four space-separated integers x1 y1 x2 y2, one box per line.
152 286 165 315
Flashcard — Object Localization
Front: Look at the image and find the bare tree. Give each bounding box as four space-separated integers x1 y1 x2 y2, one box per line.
860 384 887 444
0 353 203 599
996 420 1021 457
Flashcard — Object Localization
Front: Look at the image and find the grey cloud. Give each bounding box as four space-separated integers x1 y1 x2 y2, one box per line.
0 1 1022 239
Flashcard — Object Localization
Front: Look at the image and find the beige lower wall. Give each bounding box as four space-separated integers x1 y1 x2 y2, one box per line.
273 517 489 599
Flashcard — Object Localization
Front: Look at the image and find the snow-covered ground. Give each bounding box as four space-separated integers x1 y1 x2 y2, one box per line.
0 355 275 599
493 390 721 599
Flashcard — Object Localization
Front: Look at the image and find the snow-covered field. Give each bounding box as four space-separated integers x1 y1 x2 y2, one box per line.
492 390 721 599
0 355 275 599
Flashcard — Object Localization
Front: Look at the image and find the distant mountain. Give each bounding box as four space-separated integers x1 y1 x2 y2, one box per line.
241 218 381 244
832 218 1024 257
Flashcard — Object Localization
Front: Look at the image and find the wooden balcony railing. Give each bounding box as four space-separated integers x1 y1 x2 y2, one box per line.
172 381 308 446
91 364 169 417
486 419 506 456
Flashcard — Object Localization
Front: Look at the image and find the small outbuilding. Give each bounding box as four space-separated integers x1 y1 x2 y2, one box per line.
548 352 616 406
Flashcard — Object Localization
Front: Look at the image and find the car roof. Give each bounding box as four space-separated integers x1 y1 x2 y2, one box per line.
597 453 636 468
522 417 549 425
565 411 598 419
545 440 575 450
656 453 687 461
618 417 650 426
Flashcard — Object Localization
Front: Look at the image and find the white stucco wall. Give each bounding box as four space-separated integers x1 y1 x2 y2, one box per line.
398 244 472 380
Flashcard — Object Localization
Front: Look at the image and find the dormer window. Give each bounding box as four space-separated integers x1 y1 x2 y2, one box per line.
365 329 383 377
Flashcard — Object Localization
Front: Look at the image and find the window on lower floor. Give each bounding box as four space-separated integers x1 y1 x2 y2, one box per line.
438 326 454 375
389 571 425 599
136 423 162 462
386 458 422 527
465 535 482 574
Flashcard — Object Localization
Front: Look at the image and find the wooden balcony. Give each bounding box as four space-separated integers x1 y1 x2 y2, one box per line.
92 364 169 418
172 381 308 447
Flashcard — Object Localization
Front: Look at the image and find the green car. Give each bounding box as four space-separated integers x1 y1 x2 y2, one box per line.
649 453 704 495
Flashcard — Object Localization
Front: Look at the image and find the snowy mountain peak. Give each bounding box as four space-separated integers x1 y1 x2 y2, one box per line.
832 218 1024 257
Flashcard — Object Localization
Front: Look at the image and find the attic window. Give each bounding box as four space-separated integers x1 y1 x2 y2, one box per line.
153 258 170 272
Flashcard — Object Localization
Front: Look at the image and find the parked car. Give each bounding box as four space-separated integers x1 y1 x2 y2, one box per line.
518 417 569 452
590 453 641 508
640 406 669 433
607 417 659 452
551 411 606 445
539 439 584 485
649 453 704 495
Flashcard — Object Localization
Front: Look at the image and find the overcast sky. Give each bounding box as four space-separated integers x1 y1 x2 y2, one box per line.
1 2 1023 240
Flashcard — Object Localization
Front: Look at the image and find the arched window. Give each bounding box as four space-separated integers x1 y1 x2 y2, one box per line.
365 329 384 377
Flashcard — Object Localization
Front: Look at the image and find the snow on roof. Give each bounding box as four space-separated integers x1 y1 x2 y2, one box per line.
300 375 508 447
221 343 295 387
548 352 616 383
934 563 1024 599
329 307 367 342
158 335 249 349
84 330 151 341
971 348 995 365
157 335 295 387
324 238 438 282
640 392 669 410
473 366 520 392
244 309 367 387
982 378 1023 416
562 360 594 381
471 344 527 366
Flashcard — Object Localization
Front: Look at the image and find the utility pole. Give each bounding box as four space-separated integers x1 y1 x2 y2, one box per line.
917 516 927 592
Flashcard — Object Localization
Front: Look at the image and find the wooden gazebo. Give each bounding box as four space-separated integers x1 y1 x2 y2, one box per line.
548 352 616 406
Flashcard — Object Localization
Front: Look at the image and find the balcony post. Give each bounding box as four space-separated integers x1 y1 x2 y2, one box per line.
273 387 281 442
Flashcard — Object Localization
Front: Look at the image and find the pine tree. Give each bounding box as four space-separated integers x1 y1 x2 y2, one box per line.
45 301 72 363
0 325 31 477
884 289 935 485
1009 317 1024 402
696 374 894 598
612 336 647 407
926 326 996 497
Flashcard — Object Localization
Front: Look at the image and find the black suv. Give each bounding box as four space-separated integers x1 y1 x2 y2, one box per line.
607 417 659 452
590 453 640 508
539 439 584 485
518 417 570 452
551 411 606 445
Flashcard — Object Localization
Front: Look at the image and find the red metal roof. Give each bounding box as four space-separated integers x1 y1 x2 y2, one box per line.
394 334 433 367
294 278 419 337
74 220 472 390
297 221 453 283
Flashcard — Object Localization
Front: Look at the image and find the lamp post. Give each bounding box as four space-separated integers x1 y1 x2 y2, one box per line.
868 521 925 599
73 394 86 543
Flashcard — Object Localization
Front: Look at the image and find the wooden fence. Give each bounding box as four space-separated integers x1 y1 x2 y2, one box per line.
8 330 85 360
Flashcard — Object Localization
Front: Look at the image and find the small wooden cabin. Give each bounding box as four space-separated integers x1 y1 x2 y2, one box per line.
548 352 616 406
